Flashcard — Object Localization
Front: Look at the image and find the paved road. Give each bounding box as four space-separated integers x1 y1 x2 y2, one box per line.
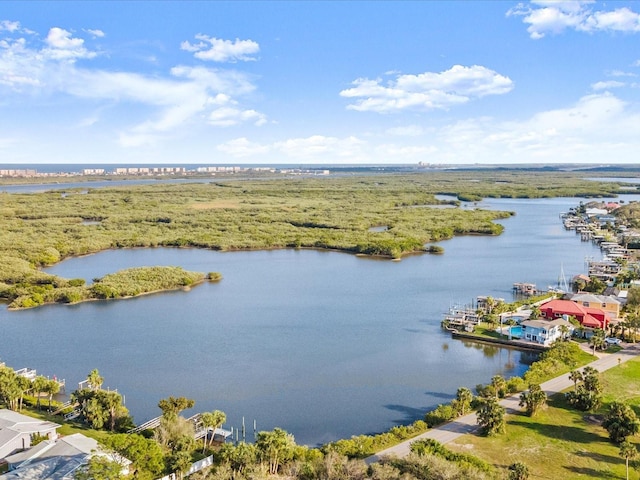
365 344 640 464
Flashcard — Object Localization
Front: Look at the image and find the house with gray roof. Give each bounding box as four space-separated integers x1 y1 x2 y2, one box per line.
1 433 130 480
0 409 59 461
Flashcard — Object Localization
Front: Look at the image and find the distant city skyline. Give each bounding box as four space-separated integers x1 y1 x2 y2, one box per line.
1 1 640 165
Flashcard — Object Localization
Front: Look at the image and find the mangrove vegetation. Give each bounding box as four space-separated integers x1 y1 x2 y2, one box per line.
0 170 626 309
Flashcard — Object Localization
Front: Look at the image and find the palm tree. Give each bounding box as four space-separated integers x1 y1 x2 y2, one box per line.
568 370 583 392
201 410 227 451
529 305 542 319
491 375 507 399
87 369 104 391
476 397 506 436
619 440 638 480
102 391 123 431
14 376 31 412
32 375 49 410
590 329 606 355
44 378 60 412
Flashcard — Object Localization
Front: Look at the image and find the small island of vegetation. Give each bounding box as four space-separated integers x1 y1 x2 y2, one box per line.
3 266 210 309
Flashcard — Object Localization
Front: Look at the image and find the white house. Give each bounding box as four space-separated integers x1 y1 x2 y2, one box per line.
0 410 59 460
1 433 130 479
521 318 574 347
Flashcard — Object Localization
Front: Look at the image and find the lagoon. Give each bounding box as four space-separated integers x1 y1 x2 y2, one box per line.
0 196 627 446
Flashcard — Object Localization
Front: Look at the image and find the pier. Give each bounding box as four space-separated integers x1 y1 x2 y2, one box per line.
127 413 232 442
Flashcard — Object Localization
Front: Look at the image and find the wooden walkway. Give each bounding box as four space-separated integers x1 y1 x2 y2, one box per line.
127 413 232 441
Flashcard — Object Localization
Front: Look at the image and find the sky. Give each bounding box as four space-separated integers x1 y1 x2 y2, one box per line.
1 1 640 166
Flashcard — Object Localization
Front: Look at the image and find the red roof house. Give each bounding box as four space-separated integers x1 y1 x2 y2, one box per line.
538 299 610 330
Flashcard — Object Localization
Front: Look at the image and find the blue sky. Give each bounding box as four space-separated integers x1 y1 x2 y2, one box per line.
1 1 640 165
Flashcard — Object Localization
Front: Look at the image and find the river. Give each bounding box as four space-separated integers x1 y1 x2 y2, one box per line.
0 195 631 446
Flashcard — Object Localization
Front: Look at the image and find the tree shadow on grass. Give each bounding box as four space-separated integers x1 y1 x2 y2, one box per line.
563 466 618 479
574 449 622 465
509 419 595 444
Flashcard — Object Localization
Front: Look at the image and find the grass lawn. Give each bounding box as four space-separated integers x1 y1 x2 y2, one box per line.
450 356 640 479
22 409 112 443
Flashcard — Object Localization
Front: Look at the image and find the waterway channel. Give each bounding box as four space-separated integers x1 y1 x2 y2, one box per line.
0 195 635 446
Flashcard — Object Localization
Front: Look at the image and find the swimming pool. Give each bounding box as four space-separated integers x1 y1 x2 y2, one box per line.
498 325 523 338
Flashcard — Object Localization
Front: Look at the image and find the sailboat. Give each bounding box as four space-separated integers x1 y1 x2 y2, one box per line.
548 264 570 294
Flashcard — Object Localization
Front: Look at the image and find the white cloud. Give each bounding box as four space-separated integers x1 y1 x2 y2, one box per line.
432 92 640 163
0 24 266 147
181 35 259 62
508 1 640 38
218 135 366 160
85 28 105 38
386 125 425 136
591 80 625 90
340 65 513 113
208 107 267 127
608 69 637 77
214 92 640 164
217 137 271 157
274 135 365 158
44 27 97 61
377 144 438 157
0 20 20 32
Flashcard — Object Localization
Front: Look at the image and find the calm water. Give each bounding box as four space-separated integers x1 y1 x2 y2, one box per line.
0 196 629 446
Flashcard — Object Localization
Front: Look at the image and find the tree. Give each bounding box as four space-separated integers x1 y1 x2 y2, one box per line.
590 329 606 355
476 397 505 436
568 370 583 392
32 375 49 410
102 391 123 431
74 455 126 480
15 375 31 412
582 366 602 394
70 388 130 431
451 387 474 416
256 428 296 474
105 433 165 478
508 461 530 480
87 369 104 391
619 441 638 480
200 409 226 452
627 287 640 308
0 368 22 411
168 449 192 480
566 366 602 412
529 305 541 319
44 378 60 412
602 401 640 444
158 396 195 420
154 415 195 453
490 375 507 399
519 383 547 416
219 442 258 478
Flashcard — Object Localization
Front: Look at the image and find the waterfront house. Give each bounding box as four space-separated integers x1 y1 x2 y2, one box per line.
1 433 130 479
539 299 610 330
520 318 574 346
0 410 59 461
568 293 621 320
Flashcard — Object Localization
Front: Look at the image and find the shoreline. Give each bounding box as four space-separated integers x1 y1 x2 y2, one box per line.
450 331 549 352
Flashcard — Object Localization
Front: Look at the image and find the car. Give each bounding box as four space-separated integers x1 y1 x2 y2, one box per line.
604 337 622 345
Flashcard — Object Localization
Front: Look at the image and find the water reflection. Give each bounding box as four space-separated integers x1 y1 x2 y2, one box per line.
0 195 634 445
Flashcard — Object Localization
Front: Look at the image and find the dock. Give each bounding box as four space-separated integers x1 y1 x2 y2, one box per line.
127 413 232 442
